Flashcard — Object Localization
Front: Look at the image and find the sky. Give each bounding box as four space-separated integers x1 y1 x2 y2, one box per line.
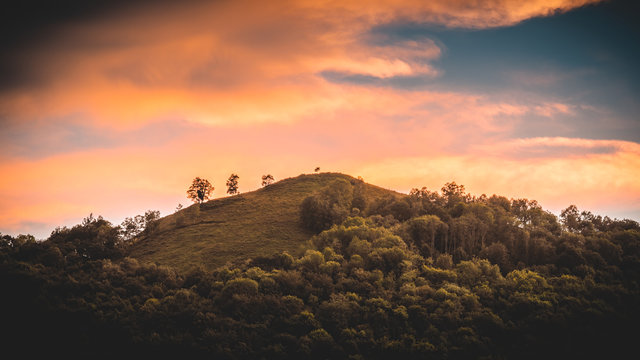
1 0 639 239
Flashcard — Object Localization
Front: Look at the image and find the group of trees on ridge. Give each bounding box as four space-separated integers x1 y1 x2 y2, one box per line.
187 173 276 204
1 175 638 359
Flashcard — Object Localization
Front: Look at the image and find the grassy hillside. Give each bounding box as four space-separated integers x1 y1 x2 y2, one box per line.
128 173 401 271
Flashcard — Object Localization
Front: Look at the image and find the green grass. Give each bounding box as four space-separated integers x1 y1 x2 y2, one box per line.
128 173 402 272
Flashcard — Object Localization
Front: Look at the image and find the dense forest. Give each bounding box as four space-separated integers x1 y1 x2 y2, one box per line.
1 176 639 359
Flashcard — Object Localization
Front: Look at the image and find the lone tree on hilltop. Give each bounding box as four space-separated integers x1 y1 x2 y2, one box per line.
261 174 274 187
227 173 240 195
187 177 214 204
314 167 320 173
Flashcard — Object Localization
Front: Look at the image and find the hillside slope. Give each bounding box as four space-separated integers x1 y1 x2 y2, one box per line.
128 173 402 271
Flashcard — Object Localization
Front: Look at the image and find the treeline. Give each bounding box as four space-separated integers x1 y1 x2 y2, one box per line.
1 180 639 359
302 178 639 277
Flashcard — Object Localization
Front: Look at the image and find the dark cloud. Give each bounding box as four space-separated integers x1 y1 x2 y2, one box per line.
370 0 639 90
1 1 116 89
0 0 203 91
319 70 442 90
366 0 640 142
319 71 381 85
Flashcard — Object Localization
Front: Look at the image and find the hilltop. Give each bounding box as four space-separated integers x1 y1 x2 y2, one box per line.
128 173 402 271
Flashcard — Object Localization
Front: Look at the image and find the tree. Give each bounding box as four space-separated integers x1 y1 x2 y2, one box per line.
187 177 213 204
441 181 469 207
120 216 142 241
405 215 448 257
227 173 239 195
120 210 160 240
315 167 320 173
143 210 161 234
301 179 353 232
560 205 580 232
261 174 275 187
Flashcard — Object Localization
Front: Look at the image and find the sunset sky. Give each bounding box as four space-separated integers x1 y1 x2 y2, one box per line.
1 0 639 238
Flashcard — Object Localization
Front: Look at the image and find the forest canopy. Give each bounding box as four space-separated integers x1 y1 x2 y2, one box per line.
1 176 638 359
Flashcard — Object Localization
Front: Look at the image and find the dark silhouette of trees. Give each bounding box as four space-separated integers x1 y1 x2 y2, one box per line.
226 173 240 195
2 178 640 359
187 177 213 204
120 215 143 241
119 210 160 241
441 181 469 207
261 174 275 187
315 167 320 173
142 210 160 233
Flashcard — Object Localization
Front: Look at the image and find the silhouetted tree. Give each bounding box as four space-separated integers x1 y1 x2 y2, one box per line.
561 205 580 232
227 173 240 195
441 181 469 207
315 167 320 173
143 210 161 234
120 210 160 240
120 216 142 241
187 177 213 204
261 174 275 187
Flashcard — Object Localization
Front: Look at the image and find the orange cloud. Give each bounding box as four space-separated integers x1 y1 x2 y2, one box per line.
1 0 630 238
0 0 602 129
0 90 609 237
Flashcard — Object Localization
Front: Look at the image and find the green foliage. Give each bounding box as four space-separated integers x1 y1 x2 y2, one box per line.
301 179 354 232
435 253 453 269
401 215 448 257
2 173 639 358
222 278 259 298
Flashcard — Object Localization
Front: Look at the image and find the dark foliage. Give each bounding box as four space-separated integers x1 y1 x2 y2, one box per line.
301 179 355 233
2 184 639 359
187 177 214 204
227 174 240 195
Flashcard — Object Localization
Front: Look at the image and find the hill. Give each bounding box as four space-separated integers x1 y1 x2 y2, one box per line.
2 172 639 358
128 173 402 271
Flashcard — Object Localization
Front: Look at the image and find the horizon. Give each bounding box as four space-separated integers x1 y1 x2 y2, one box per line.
3 171 636 240
1 0 639 238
